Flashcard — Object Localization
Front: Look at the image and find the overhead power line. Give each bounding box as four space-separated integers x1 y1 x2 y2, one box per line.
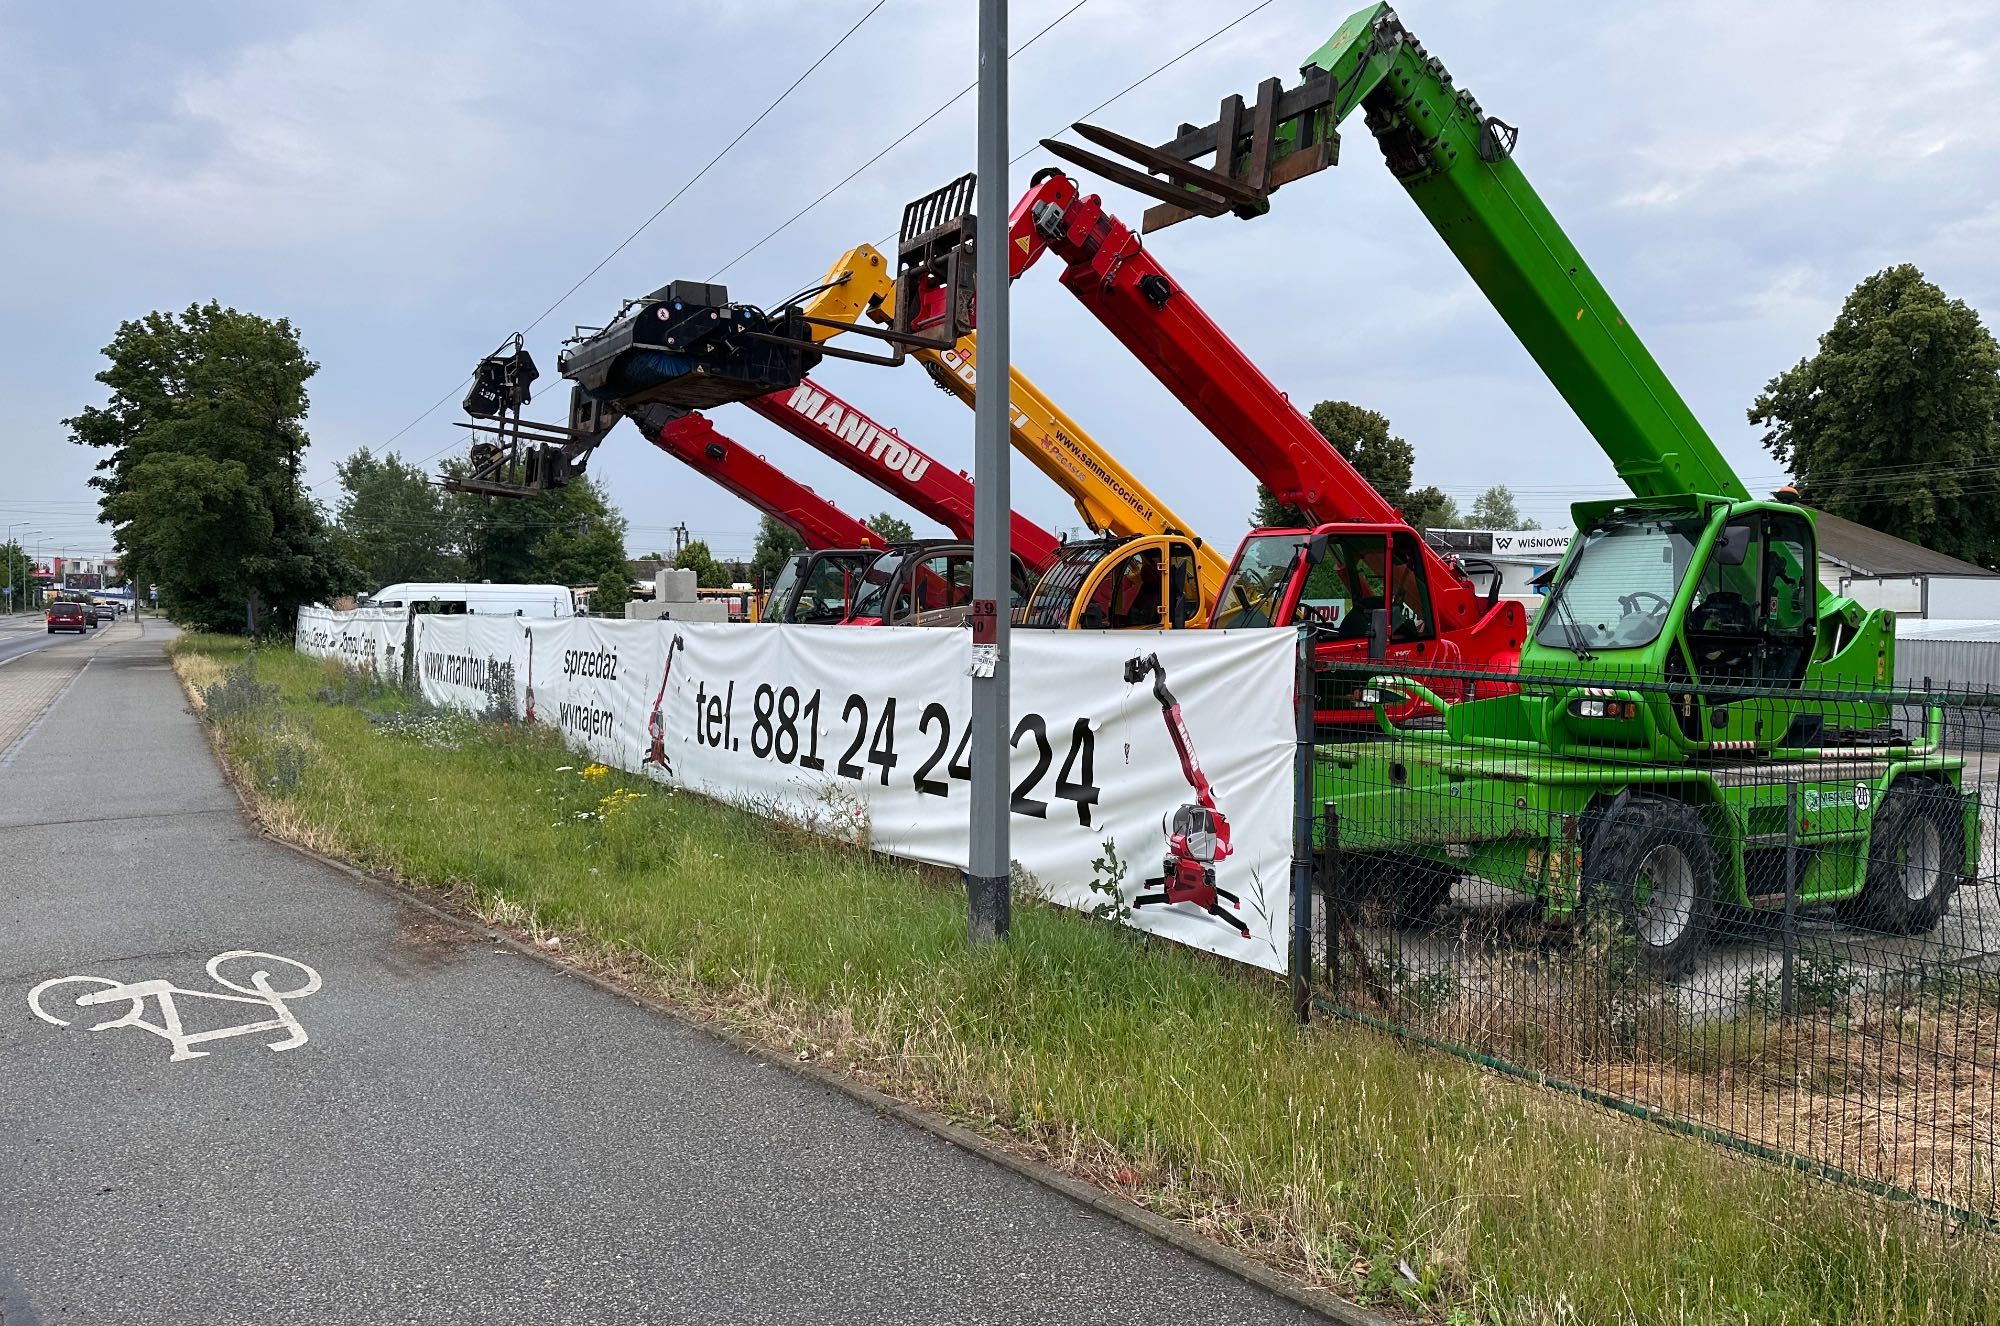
706 0 1097 282
319 0 891 490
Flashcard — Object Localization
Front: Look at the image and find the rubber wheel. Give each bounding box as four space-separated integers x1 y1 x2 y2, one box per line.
1838 779 1962 935
1583 796 1716 978
1387 853 1458 925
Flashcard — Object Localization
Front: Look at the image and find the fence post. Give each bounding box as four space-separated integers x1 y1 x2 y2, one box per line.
1323 799 1341 998
1781 780 1799 1016
1291 627 1315 1024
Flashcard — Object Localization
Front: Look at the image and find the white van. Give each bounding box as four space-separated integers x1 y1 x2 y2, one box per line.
361 582 578 617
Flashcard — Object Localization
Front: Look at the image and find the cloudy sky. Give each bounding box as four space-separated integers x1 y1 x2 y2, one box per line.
4 0 1996 568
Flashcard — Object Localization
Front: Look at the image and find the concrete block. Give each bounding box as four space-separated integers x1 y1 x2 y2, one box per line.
656 568 699 603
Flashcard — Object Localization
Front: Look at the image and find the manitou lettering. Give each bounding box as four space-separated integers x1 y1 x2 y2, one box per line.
786 382 826 417
557 700 616 739
784 383 934 482
562 647 619 681
422 651 494 688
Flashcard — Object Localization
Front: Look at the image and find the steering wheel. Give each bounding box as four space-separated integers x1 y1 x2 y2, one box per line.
1618 590 1670 616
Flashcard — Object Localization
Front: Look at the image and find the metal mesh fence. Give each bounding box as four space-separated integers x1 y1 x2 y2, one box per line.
1305 649 2000 1222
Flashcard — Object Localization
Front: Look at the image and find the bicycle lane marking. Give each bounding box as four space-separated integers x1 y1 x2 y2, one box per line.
27 951 323 1063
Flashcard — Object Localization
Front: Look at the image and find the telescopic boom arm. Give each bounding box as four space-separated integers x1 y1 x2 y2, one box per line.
1045 2 1745 507
996 170 1402 528
744 377 1062 572
796 245 1230 595
925 169 1507 645
640 409 887 552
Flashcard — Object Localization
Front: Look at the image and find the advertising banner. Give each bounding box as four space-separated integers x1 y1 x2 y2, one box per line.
366 617 1298 972
295 605 411 677
413 615 521 714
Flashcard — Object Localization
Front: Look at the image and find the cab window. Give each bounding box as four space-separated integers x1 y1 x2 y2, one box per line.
1168 544 1200 627
1089 548 1166 628
1008 557 1035 610
1685 513 1817 686
1387 533 1434 641
799 558 859 623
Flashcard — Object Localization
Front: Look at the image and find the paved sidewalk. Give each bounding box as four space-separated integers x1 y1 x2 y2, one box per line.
0 628 1323 1325
0 617 140 759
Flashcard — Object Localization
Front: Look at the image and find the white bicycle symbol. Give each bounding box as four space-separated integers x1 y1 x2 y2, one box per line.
29 950 322 1063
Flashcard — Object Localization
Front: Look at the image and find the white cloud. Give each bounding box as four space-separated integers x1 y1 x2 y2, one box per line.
4 0 1998 562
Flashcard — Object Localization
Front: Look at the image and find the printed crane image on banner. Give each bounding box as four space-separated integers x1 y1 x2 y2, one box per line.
362 616 1299 971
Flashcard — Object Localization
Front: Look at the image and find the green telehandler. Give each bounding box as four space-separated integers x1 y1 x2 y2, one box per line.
1040 2 1978 973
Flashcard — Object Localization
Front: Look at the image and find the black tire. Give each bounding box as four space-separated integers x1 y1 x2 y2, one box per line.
1838 779 1962 935
1583 795 1716 978
1391 853 1458 925
1341 851 1457 924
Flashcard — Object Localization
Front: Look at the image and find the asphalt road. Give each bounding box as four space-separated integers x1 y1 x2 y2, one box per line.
0 625 1323 1325
0 610 106 667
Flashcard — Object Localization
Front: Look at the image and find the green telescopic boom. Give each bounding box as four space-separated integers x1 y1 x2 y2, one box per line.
1295 3 1747 505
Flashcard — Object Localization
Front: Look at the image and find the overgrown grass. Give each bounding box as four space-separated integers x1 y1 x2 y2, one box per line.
174 635 1999 1324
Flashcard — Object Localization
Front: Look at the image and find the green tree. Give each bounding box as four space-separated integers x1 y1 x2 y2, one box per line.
335 448 463 589
673 538 726 588
1402 486 1462 531
455 474 628 587
0 542 32 612
750 516 806 586
1253 400 1441 529
1465 484 1537 531
65 301 350 631
1310 400 1413 503
594 570 631 616
865 512 914 544
1751 264 2000 565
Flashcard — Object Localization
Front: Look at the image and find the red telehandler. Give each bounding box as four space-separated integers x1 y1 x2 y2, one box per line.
899 170 1524 714
742 378 1063 574
636 406 891 625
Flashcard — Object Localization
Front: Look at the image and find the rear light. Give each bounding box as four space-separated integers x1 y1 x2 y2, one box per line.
1573 697 1639 720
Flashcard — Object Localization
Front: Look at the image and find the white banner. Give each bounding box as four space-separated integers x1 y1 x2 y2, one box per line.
296 605 410 677
413 615 523 714
368 617 1298 972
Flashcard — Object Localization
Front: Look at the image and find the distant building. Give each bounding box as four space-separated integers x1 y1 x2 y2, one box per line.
1809 508 2000 619
1428 510 2000 621
1424 527 1574 601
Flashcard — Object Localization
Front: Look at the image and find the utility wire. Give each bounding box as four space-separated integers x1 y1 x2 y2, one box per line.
707 0 1097 283
318 0 889 491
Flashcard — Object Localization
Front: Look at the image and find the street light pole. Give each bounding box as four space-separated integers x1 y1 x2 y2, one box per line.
965 0 1012 945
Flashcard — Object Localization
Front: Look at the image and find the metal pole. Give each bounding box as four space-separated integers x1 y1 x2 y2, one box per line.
1291 628 1315 1022
964 0 1012 944
1781 781 1799 1015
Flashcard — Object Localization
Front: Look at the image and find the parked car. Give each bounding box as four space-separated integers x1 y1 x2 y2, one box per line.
45 601 89 634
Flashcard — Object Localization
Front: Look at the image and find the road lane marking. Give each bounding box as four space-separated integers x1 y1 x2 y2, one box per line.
28 951 321 1062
